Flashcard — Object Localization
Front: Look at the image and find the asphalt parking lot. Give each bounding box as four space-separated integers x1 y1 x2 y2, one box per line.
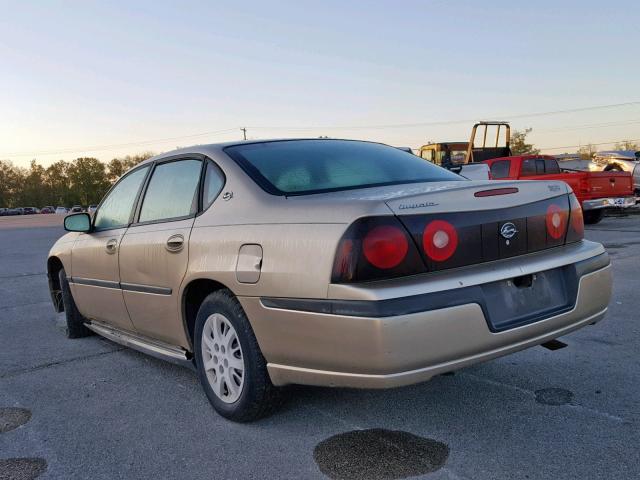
1 212 639 479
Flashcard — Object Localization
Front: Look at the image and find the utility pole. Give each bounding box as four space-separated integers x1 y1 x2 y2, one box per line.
241 127 247 140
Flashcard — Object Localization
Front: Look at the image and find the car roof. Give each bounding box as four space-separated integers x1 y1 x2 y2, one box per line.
136 138 394 168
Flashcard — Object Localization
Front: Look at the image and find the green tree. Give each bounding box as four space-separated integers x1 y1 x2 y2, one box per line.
510 128 540 155
19 160 47 207
67 157 110 206
0 160 23 207
107 152 154 183
45 161 71 206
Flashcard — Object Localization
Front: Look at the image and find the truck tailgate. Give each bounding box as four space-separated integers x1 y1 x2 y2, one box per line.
584 172 633 196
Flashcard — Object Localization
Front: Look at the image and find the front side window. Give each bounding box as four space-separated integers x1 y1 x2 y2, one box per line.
490 160 511 179
94 166 149 230
138 159 202 223
226 140 462 196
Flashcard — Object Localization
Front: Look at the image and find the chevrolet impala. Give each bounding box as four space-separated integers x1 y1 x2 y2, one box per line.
47 139 612 421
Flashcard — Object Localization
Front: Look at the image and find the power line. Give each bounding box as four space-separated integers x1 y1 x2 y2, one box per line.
535 118 640 134
245 101 640 131
539 138 640 151
1 101 639 158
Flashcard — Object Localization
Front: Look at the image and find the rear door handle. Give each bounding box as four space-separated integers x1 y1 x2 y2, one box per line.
105 238 118 254
166 234 184 252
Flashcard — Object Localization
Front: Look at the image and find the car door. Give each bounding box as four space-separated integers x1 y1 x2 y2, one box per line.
70 165 150 331
118 157 207 347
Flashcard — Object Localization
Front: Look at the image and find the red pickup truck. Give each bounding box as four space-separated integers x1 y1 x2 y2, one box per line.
484 155 636 224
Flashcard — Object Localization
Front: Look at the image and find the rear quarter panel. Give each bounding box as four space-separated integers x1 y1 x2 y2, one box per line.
185 223 347 299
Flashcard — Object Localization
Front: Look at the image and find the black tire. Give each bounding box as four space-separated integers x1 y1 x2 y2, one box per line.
194 289 281 422
58 268 92 338
583 209 604 225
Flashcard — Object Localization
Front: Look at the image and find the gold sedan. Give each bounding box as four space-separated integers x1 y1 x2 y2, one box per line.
47 139 612 421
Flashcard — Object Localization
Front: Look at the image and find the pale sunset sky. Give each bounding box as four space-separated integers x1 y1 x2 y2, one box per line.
1 0 639 167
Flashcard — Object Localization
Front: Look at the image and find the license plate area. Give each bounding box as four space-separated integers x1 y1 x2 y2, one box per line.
480 266 577 332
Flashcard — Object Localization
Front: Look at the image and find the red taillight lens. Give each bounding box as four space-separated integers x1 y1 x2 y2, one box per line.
567 193 584 243
423 220 458 261
332 238 355 281
331 217 426 283
363 225 409 269
545 204 568 240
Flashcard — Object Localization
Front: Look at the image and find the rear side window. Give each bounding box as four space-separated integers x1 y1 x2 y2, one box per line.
202 161 225 208
545 159 560 174
226 140 461 195
139 159 202 223
421 149 435 162
94 166 149 230
490 160 511 179
521 159 537 176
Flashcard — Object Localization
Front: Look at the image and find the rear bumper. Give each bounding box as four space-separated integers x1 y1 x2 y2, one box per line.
241 244 612 389
582 196 636 210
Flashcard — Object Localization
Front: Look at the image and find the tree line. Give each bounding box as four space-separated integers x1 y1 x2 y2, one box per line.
0 153 154 208
1 134 636 209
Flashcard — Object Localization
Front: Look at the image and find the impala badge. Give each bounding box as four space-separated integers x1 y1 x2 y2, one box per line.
500 222 518 240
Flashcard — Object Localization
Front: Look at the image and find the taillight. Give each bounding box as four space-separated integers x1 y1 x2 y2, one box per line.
423 220 458 261
363 225 408 269
545 204 568 240
566 193 584 243
331 217 425 283
332 193 580 284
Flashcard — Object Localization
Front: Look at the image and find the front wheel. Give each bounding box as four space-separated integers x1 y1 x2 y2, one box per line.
583 209 604 225
194 290 281 422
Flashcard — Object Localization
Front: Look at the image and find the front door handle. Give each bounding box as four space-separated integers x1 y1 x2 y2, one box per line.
105 238 118 254
165 234 184 252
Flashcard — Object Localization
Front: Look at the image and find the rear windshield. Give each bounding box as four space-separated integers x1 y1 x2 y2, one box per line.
225 140 462 195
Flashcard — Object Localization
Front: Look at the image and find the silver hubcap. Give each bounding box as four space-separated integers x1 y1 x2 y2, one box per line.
201 313 244 403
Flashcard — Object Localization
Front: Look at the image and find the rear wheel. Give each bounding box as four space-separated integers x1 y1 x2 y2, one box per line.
583 210 604 225
194 290 281 422
58 269 92 338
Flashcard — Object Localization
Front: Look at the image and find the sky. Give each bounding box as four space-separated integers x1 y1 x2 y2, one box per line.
1 0 639 167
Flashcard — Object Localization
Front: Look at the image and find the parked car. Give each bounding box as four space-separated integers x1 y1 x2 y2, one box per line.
40 207 55 214
484 154 636 224
22 207 39 215
55 207 68 215
5 208 22 216
592 150 640 195
70 205 84 213
87 205 98 215
48 139 612 422
0 208 7 216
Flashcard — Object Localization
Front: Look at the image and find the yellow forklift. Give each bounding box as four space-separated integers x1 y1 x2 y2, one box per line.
418 121 511 177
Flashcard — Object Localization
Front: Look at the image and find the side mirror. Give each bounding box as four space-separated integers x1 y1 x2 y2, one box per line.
64 213 92 233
